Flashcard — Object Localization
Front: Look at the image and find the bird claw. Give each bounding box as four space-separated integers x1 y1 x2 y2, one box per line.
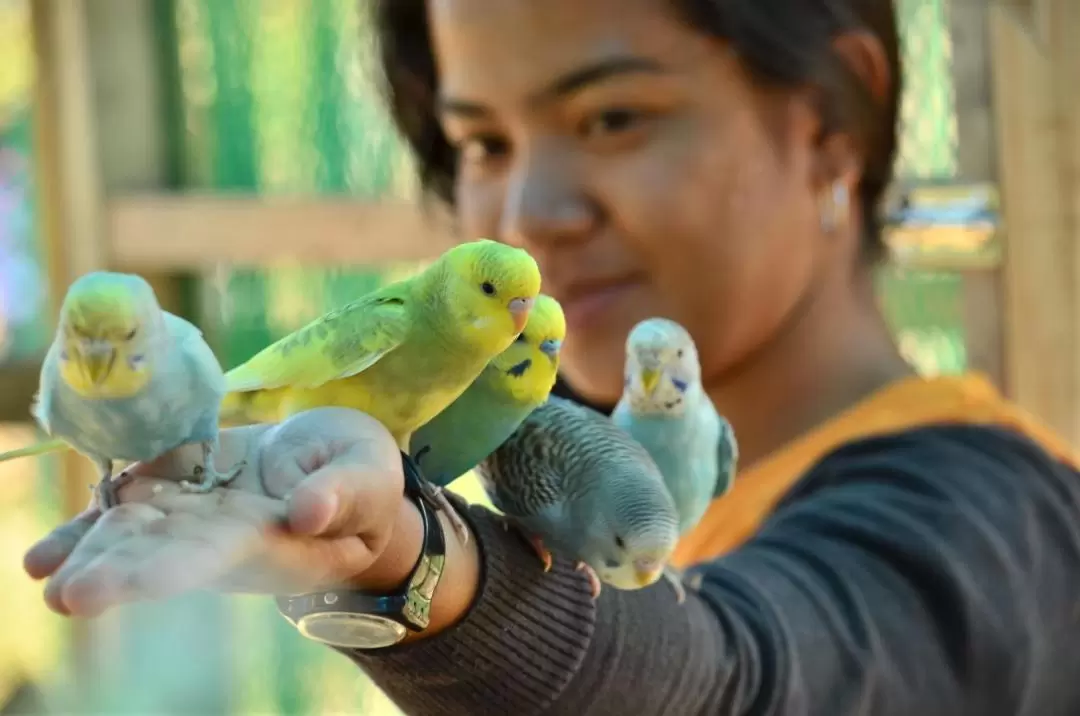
179 460 246 494
575 561 603 599
92 469 137 511
662 567 687 604
529 536 554 573
419 482 470 547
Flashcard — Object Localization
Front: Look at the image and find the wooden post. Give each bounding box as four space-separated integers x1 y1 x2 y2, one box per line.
950 0 997 182
947 0 1005 389
991 0 1080 445
1041 0 1080 444
29 0 105 695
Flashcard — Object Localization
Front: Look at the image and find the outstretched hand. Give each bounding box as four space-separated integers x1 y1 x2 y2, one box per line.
23 408 417 617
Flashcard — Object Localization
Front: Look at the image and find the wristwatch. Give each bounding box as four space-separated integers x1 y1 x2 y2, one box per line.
274 452 447 650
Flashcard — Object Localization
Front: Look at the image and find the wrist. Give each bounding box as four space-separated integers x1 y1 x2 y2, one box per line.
344 496 424 593
344 492 481 641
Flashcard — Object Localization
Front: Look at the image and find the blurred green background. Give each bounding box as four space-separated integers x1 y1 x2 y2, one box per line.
0 0 977 713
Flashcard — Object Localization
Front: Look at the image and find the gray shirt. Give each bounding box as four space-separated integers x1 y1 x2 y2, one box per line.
344 425 1080 715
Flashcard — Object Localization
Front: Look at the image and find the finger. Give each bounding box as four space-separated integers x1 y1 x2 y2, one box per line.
256 407 399 499
287 443 402 539
43 503 165 615
59 513 246 616
24 507 102 580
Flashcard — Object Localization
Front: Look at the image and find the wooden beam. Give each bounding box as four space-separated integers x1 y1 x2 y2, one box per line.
107 195 458 269
991 2 1079 443
105 193 998 271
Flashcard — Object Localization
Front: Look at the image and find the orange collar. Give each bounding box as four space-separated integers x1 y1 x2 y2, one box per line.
671 373 1079 568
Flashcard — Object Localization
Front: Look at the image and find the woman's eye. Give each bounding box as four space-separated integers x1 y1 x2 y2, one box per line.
457 135 509 165
580 108 648 138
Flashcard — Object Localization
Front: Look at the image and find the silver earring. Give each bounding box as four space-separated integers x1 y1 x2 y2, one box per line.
819 181 849 233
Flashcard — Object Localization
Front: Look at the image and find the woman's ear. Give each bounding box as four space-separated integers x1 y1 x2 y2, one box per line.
832 30 891 104
811 30 889 201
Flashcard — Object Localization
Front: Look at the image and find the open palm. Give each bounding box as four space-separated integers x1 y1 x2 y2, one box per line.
23 408 406 617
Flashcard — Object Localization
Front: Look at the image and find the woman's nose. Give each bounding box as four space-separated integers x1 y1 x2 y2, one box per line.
499 150 599 249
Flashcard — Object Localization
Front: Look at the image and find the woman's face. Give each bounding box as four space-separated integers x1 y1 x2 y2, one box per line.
429 0 842 404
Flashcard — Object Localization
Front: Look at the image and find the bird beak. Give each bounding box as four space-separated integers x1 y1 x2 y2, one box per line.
634 565 664 588
539 338 562 359
80 341 116 385
633 557 664 587
640 368 660 395
508 296 535 333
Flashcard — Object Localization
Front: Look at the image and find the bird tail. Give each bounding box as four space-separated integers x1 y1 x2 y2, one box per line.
0 438 70 463
219 390 281 427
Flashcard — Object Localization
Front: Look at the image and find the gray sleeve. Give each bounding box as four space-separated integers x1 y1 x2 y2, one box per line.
341 426 1080 716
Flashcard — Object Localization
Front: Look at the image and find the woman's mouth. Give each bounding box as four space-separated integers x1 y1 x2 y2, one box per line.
557 277 643 332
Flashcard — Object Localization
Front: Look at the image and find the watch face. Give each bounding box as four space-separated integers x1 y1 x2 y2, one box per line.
298 612 408 649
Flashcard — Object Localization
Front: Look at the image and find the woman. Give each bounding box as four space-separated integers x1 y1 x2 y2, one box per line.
24 0 1080 714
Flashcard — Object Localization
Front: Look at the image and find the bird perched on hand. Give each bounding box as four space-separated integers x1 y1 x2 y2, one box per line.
478 395 680 599
612 317 738 534
219 239 542 543
410 294 565 505
3 271 244 510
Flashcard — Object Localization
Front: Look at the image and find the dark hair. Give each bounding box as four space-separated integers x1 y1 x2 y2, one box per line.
373 0 901 260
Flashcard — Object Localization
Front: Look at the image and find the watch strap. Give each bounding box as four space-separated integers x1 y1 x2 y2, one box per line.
276 451 447 633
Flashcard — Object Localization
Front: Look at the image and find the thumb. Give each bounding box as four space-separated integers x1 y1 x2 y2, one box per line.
285 444 404 539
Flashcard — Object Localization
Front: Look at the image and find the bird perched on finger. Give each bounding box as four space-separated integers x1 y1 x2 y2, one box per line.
478 395 680 600
218 239 542 544
409 294 565 508
0 271 244 510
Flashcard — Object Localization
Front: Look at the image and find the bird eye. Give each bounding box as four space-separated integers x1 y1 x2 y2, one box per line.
676 349 684 358
614 535 626 549
124 328 137 340
481 281 496 295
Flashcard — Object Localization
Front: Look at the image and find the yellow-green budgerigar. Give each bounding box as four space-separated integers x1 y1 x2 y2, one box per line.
0 271 244 510
409 294 565 504
219 239 542 541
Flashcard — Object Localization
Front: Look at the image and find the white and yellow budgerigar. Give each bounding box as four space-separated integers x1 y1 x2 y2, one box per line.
220 239 542 541
1 271 244 510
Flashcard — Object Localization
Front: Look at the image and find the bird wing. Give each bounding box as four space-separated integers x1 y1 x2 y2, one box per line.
224 291 411 392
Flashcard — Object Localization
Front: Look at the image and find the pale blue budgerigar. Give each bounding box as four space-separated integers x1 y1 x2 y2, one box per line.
29 271 244 509
409 294 565 503
612 317 738 536
477 395 681 600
